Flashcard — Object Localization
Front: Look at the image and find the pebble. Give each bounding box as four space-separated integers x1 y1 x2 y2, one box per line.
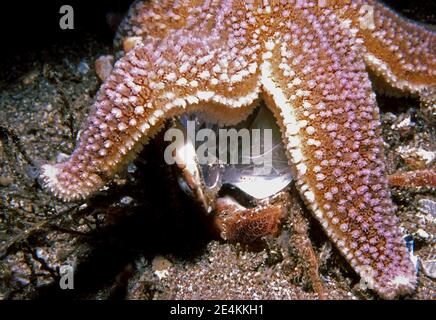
127 163 137 173
25 165 39 179
391 114 414 132
421 259 436 279
396 146 435 170
35 247 48 260
120 196 134 205
22 70 39 85
418 198 436 217
415 229 430 240
95 55 114 81
152 256 172 280
77 61 90 76
0 176 13 186
383 112 397 123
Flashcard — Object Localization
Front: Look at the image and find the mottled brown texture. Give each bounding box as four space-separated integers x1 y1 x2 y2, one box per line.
389 168 436 188
215 199 285 243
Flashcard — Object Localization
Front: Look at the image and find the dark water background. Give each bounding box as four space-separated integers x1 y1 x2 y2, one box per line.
0 0 435 58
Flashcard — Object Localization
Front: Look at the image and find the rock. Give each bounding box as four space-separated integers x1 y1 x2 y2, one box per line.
421 259 436 279
77 61 90 76
390 114 415 133
0 176 13 187
25 165 39 179
152 256 172 280
95 55 114 81
120 196 134 206
395 146 435 170
418 198 436 217
127 163 137 173
22 70 39 85
415 229 430 241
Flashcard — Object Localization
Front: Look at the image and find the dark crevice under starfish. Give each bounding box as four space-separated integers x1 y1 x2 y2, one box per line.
40 0 435 299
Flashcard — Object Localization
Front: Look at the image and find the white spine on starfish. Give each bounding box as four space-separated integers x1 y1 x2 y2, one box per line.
41 165 61 195
364 53 430 94
260 39 364 272
260 41 320 212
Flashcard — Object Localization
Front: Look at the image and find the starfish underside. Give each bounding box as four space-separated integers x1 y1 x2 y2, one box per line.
41 0 436 299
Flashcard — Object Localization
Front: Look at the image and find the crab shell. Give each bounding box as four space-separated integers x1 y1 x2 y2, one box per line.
168 105 294 242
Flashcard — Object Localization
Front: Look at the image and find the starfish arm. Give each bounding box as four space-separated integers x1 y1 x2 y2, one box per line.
114 0 192 51
261 8 416 299
41 3 262 201
114 0 236 52
354 0 436 94
389 168 436 188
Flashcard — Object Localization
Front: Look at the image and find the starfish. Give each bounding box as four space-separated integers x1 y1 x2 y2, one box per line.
40 0 435 299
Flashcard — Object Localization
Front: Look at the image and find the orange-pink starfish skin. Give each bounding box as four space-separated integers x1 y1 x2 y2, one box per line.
41 0 435 299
